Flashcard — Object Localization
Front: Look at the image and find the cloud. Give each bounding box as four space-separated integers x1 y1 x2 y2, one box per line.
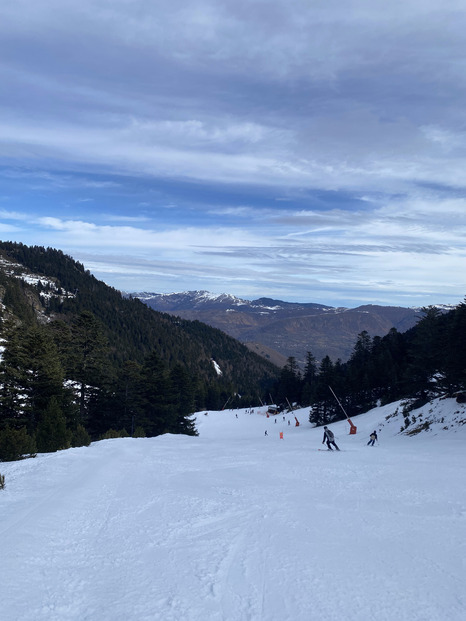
0 223 22 233
1 1 466 306
2 1 466 194
0 209 30 221
4 202 454 307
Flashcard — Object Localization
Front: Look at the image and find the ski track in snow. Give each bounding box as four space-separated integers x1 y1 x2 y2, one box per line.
1 400 466 621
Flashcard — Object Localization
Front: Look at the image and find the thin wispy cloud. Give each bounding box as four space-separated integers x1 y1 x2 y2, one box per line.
0 0 465 305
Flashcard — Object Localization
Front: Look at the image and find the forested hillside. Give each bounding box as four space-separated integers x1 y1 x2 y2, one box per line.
0 241 279 459
272 302 466 426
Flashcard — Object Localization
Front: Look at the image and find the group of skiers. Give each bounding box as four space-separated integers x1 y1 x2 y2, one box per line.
321 426 378 450
264 421 379 449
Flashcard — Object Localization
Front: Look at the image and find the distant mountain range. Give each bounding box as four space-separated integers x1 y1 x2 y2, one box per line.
132 291 454 366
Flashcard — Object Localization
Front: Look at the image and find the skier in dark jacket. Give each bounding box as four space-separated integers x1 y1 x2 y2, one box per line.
367 431 378 446
322 426 340 451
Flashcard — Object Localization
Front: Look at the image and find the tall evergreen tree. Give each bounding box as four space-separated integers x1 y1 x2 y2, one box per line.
406 306 445 399
276 356 302 406
0 324 65 433
310 356 338 425
0 321 29 428
139 351 173 436
443 299 466 392
117 360 145 434
24 326 65 428
69 311 111 422
301 350 317 405
168 364 198 435
346 331 376 413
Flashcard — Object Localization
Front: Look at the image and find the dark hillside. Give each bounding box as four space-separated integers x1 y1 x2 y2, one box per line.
0 241 279 452
0 241 278 389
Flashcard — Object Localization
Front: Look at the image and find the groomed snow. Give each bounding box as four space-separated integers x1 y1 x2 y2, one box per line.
1 399 466 621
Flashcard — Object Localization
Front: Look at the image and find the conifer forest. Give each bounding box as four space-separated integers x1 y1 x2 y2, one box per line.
0 242 278 459
0 240 465 461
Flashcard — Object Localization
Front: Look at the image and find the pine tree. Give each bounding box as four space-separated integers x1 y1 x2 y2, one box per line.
168 364 198 436
35 396 71 453
0 426 36 462
310 356 338 425
405 306 445 400
71 424 91 447
0 322 29 428
139 351 174 436
346 331 376 413
68 311 111 422
301 351 317 405
276 356 302 406
24 326 65 429
117 360 145 433
443 299 466 392
0 324 65 433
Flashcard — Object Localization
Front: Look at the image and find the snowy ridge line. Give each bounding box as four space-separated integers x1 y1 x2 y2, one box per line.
0 256 75 301
126 289 459 313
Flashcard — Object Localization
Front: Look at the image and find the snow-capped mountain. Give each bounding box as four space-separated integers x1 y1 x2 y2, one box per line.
133 290 333 313
131 291 441 365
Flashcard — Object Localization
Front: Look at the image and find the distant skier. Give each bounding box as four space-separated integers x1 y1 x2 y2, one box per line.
322 426 340 451
265 430 268 436
288 420 290 426
367 431 378 446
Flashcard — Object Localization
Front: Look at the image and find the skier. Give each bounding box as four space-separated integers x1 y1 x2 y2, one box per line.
367 430 378 446
322 426 340 451
265 430 268 436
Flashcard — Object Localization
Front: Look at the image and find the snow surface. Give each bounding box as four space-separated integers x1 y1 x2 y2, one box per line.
1 399 466 621
211 360 223 376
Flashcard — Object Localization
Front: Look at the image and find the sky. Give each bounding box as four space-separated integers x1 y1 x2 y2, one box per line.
1 0 466 307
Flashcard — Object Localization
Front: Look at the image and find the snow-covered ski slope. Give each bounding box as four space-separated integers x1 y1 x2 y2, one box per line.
1 398 466 621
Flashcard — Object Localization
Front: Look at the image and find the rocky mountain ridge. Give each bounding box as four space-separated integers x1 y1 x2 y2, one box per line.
133 290 454 366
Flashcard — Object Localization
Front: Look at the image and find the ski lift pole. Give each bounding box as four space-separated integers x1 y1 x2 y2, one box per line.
222 396 232 410
328 386 357 434
328 386 348 417
286 397 293 411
